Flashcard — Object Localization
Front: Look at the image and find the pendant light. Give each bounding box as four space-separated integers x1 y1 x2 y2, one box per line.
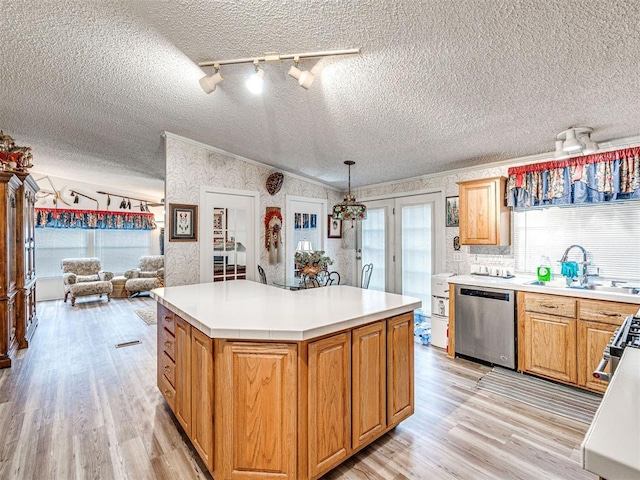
332 161 367 221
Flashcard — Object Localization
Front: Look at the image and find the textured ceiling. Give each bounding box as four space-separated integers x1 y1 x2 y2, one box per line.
2 0 640 197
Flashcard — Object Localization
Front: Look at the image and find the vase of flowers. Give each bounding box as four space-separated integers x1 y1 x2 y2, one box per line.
294 250 334 276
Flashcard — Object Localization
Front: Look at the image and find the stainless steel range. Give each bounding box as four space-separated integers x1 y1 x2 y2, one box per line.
593 313 640 382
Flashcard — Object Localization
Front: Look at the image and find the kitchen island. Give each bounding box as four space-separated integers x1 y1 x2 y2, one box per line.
151 282 420 480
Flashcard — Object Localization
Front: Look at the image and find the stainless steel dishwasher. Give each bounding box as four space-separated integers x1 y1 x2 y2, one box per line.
454 284 516 369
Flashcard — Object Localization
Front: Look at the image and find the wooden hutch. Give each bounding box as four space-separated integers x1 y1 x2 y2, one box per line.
0 171 38 368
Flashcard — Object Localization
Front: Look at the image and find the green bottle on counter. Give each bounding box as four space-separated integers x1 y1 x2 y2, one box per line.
537 256 552 282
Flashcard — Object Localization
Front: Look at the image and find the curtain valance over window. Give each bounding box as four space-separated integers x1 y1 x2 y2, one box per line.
36 208 157 230
507 146 640 209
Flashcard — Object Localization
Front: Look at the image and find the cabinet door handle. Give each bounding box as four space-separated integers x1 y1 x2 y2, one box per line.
163 366 171 373
597 311 620 317
540 304 558 309
164 341 172 348
164 316 173 323
164 390 172 398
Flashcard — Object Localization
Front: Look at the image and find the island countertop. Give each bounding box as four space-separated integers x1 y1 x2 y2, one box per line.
151 282 421 341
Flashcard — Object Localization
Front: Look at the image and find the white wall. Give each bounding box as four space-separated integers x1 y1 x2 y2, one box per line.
163 134 354 287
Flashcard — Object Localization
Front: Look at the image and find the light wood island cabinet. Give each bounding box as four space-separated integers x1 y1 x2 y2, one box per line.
153 283 419 480
458 176 510 246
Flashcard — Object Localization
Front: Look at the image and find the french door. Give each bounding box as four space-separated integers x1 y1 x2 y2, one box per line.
358 192 444 314
200 187 259 283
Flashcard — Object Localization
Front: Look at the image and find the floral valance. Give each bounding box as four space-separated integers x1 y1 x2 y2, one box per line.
507 146 640 209
36 208 157 230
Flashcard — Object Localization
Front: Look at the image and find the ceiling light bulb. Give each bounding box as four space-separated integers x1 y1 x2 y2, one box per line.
562 129 582 153
582 135 598 155
554 140 570 160
199 72 223 94
246 68 265 94
298 70 315 89
287 65 302 81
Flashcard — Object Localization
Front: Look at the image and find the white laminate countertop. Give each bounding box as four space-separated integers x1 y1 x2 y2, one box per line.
448 274 640 305
581 347 640 479
151 282 421 341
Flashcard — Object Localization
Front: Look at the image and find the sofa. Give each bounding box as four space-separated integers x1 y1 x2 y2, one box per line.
124 255 164 296
61 258 114 306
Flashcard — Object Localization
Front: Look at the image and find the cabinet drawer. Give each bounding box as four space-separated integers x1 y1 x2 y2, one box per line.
158 304 175 335
158 370 176 412
160 351 176 387
580 299 638 325
159 327 175 361
524 293 576 318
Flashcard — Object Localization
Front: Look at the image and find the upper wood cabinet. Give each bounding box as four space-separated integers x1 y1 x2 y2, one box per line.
458 176 510 246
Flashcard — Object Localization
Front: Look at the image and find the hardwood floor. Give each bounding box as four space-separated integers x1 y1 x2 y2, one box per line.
0 298 595 480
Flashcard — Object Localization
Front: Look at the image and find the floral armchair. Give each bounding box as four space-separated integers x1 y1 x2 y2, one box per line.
61 258 114 306
124 255 164 296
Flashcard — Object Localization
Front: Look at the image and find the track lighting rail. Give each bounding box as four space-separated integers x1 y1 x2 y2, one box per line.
198 48 360 68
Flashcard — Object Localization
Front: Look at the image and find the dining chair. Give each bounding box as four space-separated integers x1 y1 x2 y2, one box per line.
325 271 341 286
300 273 320 288
257 265 267 284
361 263 373 289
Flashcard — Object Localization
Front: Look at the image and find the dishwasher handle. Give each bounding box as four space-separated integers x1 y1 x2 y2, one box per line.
459 288 511 302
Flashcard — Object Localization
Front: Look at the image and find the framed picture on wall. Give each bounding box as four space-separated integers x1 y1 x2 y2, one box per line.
446 196 459 227
169 203 198 241
328 215 342 238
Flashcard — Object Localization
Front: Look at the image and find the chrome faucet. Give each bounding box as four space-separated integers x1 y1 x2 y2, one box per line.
560 244 589 286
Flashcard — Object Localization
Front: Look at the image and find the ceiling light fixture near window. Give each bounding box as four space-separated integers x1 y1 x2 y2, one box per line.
554 127 598 159
287 56 315 90
332 161 367 221
198 48 360 94
199 63 223 94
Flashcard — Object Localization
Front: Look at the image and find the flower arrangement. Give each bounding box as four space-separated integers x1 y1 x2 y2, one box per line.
294 250 334 272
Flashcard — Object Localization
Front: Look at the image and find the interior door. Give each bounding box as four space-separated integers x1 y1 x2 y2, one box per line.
200 188 258 283
358 192 444 315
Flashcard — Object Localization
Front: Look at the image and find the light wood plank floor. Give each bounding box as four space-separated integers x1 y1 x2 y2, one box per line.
0 298 596 480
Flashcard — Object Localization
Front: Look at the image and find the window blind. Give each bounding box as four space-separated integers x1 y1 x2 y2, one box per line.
513 201 640 281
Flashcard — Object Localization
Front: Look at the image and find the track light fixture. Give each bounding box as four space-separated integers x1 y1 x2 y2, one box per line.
287 56 315 90
246 60 265 94
554 127 599 160
198 48 360 94
199 63 223 94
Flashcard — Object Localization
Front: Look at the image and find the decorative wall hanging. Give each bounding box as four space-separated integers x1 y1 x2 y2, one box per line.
169 203 198 241
446 196 459 227
507 146 640 209
265 172 284 196
36 208 156 230
327 216 342 238
264 207 283 264
0 130 34 172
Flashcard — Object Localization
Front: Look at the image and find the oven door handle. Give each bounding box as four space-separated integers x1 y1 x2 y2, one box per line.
593 358 611 382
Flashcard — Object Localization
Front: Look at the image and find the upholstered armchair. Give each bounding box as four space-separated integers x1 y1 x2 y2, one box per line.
61 258 114 306
124 255 164 296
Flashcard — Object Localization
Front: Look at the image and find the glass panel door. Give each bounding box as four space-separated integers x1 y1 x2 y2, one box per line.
201 189 257 283
358 193 444 316
359 200 393 292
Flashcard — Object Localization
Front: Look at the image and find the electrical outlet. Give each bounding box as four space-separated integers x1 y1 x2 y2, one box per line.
453 252 463 262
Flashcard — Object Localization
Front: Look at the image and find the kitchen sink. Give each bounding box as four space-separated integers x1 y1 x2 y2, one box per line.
524 279 639 294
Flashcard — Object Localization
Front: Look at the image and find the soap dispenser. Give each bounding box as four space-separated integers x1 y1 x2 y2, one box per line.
537 256 552 282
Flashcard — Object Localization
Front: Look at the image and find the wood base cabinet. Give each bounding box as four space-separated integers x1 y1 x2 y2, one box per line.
157 305 415 480
577 299 638 393
518 292 637 393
